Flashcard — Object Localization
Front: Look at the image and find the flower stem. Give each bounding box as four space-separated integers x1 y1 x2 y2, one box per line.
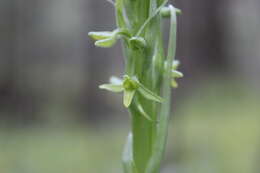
89 0 181 172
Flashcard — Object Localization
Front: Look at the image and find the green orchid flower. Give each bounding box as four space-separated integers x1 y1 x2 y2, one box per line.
89 1 183 171
99 75 163 121
164 60 184 88
88 28 131 48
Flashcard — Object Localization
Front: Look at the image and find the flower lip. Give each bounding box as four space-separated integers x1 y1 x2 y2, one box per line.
123 76 139 90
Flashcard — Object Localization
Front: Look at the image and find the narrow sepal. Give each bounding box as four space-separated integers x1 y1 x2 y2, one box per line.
89 29 131 48
171 70 183 78
95 37 117 48
136 103 153 122
99 84 124 92
123 90 136 107
137 83 163 103
88 31 113 41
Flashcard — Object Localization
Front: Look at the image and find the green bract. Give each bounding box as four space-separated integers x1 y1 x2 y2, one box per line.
129 37 147 50
89 0 183 172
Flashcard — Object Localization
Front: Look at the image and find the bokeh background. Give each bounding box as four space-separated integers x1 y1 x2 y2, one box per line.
0 0 260 172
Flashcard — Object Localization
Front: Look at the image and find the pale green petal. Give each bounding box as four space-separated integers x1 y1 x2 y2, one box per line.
95 37 117 48
88 31 113 40
123 90 135 107
99 84 124 92
171 70 183 78
171 80 178 88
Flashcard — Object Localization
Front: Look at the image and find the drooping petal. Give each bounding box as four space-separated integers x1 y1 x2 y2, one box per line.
171 80 178 88
123 90 135 107
136 103 153 121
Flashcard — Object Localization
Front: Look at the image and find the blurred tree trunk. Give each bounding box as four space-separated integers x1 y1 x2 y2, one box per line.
1 0 259 124
175 0 228 78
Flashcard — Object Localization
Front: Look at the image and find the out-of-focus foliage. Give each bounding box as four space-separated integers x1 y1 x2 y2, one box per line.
168 80 260 173
0 81 259 173
0 128 125 173
1 0 260 172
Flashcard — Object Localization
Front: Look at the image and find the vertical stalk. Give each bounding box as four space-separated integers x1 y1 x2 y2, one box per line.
116 1 165 172
146 5 177 173
89 0 182 172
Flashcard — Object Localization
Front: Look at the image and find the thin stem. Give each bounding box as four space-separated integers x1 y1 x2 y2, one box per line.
145 5 177 173
90 1 181 172
136 0 168 37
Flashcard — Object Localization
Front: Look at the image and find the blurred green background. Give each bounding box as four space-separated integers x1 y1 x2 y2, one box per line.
0 0 260 173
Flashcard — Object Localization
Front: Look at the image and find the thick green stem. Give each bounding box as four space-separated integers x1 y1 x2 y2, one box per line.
89 0 181 172
114 1 179 172
116 1 168 172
